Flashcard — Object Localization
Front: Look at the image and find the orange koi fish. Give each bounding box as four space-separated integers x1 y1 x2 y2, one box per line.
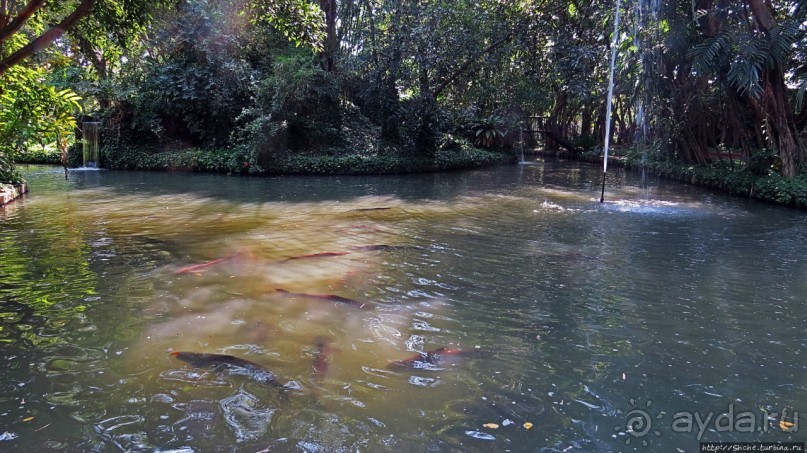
174 252 240 275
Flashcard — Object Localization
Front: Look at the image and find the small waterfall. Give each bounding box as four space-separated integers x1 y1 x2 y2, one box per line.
82 122 101 168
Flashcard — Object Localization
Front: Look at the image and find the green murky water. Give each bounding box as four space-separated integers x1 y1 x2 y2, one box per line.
0 161 805 451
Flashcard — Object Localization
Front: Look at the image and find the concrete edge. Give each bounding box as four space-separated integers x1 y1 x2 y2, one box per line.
0 183 29 206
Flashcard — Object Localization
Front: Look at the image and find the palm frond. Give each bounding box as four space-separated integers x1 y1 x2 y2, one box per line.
766 19 801 68
727 56 762 98
688 32 730 75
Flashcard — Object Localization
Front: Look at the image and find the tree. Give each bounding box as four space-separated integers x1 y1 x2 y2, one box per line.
0 65 82 178
0 0 327 77
0 0 172 183
745 0 805 177
0 0 97 77
341 0 543 156
0 0 328 183
683 0 805 176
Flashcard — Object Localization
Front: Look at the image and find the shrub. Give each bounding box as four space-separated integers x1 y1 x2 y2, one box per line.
0 151 23 184
101 145 250 174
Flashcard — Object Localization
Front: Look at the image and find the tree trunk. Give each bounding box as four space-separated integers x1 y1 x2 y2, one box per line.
546 89 567 150
796 100 807 133
378 4 401 143
746 0 804 177
594 101 606 144
724 87 757 158
580 106 592 138
319 0 337 72
379 69 399 142
757 68 802 177
75 34 110 109
416 67 437 157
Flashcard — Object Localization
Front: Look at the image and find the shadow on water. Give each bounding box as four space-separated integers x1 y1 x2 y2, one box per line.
0 162 805 451
51 164 526 205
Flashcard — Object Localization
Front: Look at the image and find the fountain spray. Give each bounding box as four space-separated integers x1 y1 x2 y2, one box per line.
600 0 622 203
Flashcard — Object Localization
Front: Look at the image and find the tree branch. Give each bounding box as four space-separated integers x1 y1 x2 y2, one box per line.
0 0 94 76
1 1 10 30
0 0 46 44
432 33 513 99
76 33 106 79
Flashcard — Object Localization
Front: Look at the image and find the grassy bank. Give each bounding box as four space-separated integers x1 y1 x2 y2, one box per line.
14 144 514 176
17 141 806 209
549 148 807 209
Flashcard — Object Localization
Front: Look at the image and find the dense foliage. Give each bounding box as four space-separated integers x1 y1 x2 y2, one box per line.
1 0 806 206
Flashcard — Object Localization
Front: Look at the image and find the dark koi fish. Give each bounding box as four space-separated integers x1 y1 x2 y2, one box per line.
175 252 240 275
170 351 282 387
387 347 478 370
350 244 421 252
311 336 333 380
353 207 392 211
282 251 350 262
275 288 375 311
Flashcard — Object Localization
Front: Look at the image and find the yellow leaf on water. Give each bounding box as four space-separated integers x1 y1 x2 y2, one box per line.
482 423 499 429
779 420 795 430
22 417 34 422
523 422 533 430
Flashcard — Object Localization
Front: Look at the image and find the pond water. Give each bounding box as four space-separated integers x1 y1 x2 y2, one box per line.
0 161 805 451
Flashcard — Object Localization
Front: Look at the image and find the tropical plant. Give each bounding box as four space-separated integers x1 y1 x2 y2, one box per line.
234 51 341 168
471 114 507 149
0 66 82 180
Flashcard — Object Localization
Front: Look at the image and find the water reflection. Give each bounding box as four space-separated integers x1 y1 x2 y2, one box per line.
0 162 805 451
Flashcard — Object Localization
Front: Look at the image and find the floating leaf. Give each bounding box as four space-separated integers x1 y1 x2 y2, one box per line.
464 430 496 440
779 420 796 431
482 423 499 429
523 422 533 430
22 417 34 422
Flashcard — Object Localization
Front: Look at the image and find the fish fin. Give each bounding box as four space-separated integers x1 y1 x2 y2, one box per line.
282 381 302 390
